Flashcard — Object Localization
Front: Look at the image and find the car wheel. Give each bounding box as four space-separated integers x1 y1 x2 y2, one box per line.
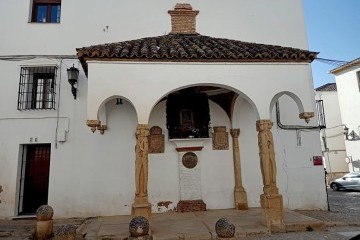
331 183 339 191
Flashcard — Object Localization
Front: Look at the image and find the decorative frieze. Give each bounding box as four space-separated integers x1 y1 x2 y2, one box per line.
212 126 229 150
149 126 164 153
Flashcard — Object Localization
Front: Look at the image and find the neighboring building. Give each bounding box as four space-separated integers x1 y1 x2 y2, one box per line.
315 83 348 184
331 58 360 173
0 0 327 231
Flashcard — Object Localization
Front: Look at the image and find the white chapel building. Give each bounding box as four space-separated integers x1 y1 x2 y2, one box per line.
0 0 327 230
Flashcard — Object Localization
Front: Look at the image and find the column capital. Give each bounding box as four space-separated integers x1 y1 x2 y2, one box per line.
230 128 240 138
256 120 273 132
136 124 150 137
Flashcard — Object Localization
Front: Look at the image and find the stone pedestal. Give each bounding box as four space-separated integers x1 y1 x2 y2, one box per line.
177 200 206 212
234 188 248 210
171 139 209 212
132 195 151 221
260 194 285 232
35 220 53 240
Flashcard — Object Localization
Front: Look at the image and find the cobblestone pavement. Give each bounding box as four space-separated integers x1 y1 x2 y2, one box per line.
1 189 360 239
0 218 84 239
243 189 360 240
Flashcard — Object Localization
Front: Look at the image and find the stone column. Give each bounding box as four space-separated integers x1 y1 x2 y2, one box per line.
256 120 285 232
131 124 151 221
230 129 248 210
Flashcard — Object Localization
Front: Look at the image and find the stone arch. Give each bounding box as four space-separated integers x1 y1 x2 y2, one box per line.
148 83 260 125
93 95 138 133
269 91 304 117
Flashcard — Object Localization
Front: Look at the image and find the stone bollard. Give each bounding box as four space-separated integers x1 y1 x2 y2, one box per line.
215 218 236 240
129 216 151 240
54 224 77 240
35 205 54 240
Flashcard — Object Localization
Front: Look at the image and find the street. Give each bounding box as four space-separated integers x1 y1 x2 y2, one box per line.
244 189 360 240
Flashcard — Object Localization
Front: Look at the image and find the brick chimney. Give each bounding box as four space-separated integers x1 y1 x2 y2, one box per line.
168 3 199 35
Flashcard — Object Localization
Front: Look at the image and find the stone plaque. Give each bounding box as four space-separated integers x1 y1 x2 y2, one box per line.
182 152 198 169
149 126 164 153
212 126 229 150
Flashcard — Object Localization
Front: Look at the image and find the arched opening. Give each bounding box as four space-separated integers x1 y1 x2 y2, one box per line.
147 84 261 213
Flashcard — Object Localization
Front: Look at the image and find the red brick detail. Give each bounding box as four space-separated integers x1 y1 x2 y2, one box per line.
177 200 206 212
176 146 203 152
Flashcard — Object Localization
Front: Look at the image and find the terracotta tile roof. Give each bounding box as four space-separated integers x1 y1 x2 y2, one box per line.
315 83 337 91
77 34 318 73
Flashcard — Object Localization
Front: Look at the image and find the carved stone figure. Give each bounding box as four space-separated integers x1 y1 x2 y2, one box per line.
135 125 149 197
256 120 277 194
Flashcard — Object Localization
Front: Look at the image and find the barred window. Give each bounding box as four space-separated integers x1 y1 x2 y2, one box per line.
18 66 57 110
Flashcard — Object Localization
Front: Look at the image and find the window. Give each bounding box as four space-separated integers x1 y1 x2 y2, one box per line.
315 100 326 129
357 71 360 92
31 0 61 23
18 66 57 110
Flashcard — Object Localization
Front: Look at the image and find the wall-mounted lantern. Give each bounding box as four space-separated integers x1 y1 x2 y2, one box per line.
116 98 123 105
67 65 79 99
344 126 360 141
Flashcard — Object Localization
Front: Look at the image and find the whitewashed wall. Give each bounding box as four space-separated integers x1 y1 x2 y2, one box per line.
334 66 360 172
272 96 327 210
0 0 308 56
0 0 328 218
315 91 348 174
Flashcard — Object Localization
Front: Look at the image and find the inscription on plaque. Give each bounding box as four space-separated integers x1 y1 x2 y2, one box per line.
182 152 198 169
212 126 229 150
149 126 165 153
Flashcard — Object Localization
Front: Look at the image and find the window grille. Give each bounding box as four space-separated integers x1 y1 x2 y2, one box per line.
315 100 326 129
18 66 57 110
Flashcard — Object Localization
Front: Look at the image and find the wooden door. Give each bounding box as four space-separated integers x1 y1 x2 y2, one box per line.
20 144 51 214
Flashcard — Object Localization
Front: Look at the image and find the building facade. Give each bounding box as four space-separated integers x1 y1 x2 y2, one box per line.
315 83 349 184
0 0 327 231
331 58 360 173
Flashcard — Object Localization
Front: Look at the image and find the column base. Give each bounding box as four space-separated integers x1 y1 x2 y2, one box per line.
260 194 285 232
177 200 206 212
132 196 152 221
234 188 248 210
35 220 53 240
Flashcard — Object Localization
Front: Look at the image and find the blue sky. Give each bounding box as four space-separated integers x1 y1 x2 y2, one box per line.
303 0 360 88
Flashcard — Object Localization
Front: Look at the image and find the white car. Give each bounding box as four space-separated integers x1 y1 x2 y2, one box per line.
330 172 360 191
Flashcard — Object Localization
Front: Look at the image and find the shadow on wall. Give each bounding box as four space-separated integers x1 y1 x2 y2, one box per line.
0 185 3 203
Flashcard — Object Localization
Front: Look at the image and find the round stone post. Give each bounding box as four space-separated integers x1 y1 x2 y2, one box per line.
230 128 248 210
132 124 152 221
256 120 285 232
35 205 54 240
